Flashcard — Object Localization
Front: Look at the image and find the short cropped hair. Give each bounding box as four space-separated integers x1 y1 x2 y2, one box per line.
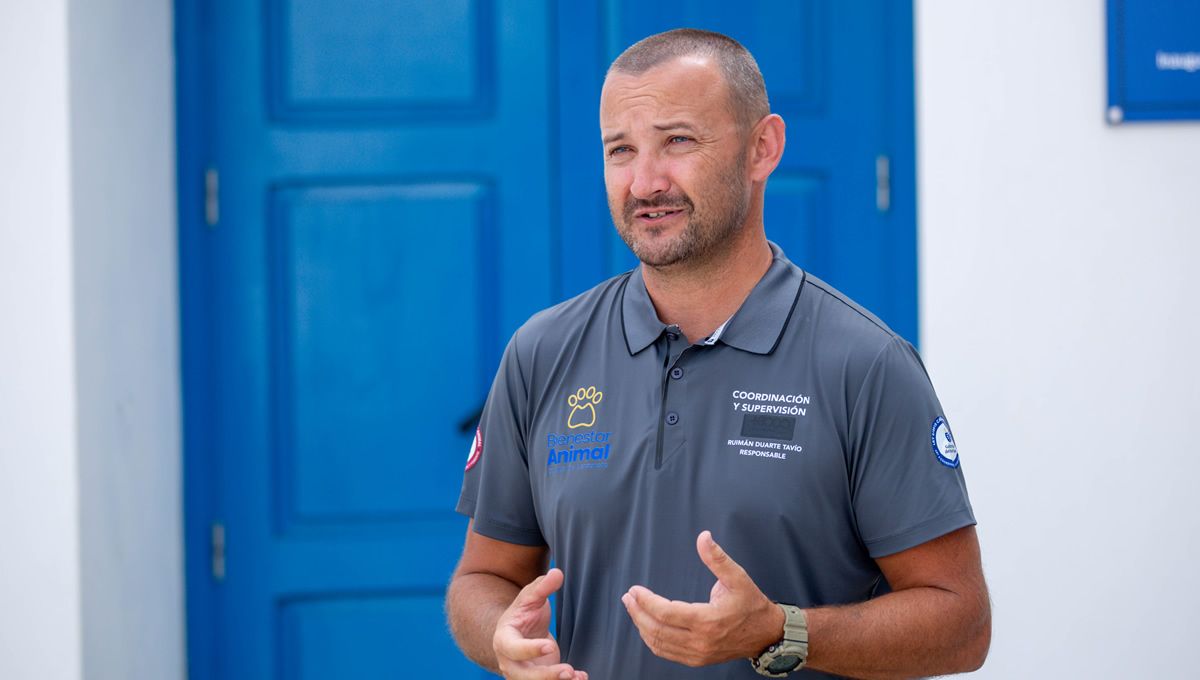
608 28 770 130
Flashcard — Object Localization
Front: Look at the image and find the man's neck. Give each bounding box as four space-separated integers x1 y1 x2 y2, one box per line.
641 228 773 344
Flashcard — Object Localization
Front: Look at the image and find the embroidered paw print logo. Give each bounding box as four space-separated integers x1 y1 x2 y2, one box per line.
567 386 603 429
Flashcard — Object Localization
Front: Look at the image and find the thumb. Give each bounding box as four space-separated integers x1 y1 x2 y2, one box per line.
515 567 565 607
696 531 749 587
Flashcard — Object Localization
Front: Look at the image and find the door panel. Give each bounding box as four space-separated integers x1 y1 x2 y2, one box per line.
270 182 494 524
182 1 916 677
278 590 460 680
269 0 492 120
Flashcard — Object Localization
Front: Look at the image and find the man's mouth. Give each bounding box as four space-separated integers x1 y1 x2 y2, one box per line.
635 208 685 223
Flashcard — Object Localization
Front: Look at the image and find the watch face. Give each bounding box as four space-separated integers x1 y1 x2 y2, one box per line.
766 654 802 673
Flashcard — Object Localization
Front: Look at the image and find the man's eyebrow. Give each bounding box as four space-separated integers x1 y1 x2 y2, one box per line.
653 121 698 133
602 131 625 145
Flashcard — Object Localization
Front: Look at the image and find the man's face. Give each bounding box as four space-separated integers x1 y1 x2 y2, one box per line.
600 56 752 268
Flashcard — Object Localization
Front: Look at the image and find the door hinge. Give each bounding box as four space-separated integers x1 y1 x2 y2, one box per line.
204 167 220 227
211 522 226 581
875 154 891 213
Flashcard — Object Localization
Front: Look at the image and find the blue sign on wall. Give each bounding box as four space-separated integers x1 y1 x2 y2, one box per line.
1107 0 1200 123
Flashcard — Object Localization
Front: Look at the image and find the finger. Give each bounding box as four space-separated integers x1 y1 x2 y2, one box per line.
540 665 579 680
622 591 690 651
696 531 750 587
494 627 556 662
515 568 565 607
626 586 702 628
512 662 579 680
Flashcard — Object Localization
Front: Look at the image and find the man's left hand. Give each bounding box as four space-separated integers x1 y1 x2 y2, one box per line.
620 530 786 667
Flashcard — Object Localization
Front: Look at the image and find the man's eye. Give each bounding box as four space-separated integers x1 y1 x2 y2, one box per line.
608 146 631 157
669 136 692 144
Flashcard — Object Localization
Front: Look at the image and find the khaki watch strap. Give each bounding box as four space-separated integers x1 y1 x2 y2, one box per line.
778 603 809 651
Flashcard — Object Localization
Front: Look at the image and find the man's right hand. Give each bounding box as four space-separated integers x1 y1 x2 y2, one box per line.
492 568 588 680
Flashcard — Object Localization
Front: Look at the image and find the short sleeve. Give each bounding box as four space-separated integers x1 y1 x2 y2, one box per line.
455 331 546 546
848 337 975 558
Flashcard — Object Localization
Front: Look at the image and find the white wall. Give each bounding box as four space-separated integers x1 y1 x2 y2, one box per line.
0 3 83 679
0 2 182 680
68 0 184 678
917 1 1200 677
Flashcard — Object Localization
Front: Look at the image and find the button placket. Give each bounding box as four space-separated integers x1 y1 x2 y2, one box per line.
657 340 689 468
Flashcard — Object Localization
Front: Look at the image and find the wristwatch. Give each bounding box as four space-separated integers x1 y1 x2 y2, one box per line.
750 603 809 677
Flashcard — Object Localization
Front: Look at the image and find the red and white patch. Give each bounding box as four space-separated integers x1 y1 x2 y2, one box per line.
465 427 483 471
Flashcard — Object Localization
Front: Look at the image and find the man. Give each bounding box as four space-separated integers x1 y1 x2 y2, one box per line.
446 28 989 679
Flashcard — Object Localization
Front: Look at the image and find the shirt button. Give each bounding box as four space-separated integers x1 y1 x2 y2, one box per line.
665 411 679 425
670 367 684 380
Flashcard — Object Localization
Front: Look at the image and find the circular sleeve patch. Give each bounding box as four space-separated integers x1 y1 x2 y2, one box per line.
465 427 482 471
931 416 960 468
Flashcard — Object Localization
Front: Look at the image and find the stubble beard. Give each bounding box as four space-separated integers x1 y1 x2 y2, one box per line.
612 156 750 270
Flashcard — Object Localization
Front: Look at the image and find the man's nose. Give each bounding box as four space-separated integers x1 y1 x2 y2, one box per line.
629 153 670 199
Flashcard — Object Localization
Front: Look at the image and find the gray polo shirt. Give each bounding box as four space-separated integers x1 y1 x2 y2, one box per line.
457 243 975 679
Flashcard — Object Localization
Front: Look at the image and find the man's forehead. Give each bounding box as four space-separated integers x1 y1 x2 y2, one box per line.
607 53 715 82
602 55 722 100
599 56 729 127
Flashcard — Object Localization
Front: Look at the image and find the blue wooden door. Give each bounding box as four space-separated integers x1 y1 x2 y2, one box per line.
180 1 915 678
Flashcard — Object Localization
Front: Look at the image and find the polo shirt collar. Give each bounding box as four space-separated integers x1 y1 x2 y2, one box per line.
620 266 665 355
621 241 805 356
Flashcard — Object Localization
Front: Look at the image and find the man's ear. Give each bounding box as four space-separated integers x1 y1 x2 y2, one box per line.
748 114 786 183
